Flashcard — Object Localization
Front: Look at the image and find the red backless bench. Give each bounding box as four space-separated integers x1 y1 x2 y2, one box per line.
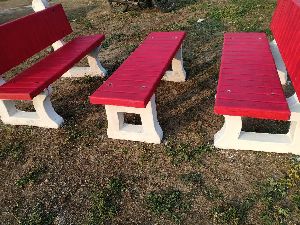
90 32 187 144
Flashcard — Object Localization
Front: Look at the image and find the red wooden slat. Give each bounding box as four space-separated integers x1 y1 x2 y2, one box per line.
0 4 72 75
0 35 105 100
215 98 290 121
215 32 291 121
90 31 186 107
271 0 300 97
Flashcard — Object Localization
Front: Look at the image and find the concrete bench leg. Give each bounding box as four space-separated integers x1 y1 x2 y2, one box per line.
270 40 288 85
62 46 107 78
0 79 63 128
104 95 163 144
163 45 186 82
32 0 107 78
214 93 300 154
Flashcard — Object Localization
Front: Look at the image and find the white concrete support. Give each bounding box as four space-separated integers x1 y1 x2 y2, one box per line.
270 40 288 85
0 79 63 128
32 0 107 78
32 0 49 11
104 95 163 144
163 45 186 82
62 46 107 78
214 93 300 154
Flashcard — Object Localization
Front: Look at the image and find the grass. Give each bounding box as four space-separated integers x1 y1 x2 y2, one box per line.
19 203 54 225
212 197 255 225
210 159 300 225
0 141 25 161
146 189 191 223
102 33 127 49
204 0 276 32
180 172 224 201
165 143 213 165
88 177 124 225
180 172 203 186
16 166 48 187
257 159 300 224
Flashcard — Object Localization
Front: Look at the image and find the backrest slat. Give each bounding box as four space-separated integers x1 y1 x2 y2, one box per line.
271 0 300 96
0 4 72 75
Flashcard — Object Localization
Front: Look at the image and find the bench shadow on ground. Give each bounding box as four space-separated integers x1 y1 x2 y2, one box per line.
157 58 220 142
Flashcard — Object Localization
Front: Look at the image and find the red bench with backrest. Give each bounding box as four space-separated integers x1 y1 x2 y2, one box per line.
0 4 106 128
90 32 187 144
214 0 300 154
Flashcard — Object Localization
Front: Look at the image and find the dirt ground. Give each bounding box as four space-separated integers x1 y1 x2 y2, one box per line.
0 0 299 224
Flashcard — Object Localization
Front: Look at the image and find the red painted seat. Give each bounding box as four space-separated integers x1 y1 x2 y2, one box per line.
90 31 186 108
0 4 105 100
215 32 290 121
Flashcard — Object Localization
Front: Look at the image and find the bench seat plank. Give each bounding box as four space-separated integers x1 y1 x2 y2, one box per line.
215 32 291 121
90 31 186 108
0 34 105 100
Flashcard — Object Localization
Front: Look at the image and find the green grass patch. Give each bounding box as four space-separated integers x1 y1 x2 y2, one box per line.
166 143 213 165
180 172 203 186
16 166 47 187
180 172 223 200
205 0 276 32
88 177 124 225
0 141 25 161
146 189 191 223
102 33 127 49
258 159 300 224
293 193 300 210
213 197 255 225
20 203 54 225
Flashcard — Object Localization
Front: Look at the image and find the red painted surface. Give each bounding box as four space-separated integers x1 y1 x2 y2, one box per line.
90 32 186 108
0 35 105 100
0 4 72 75
271 0 300 98
215 33 291 121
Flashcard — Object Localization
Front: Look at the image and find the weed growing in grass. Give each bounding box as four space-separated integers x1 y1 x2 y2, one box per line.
202 186 224 201
258 159 300 224
20 203 54 225
0 141 25 161
293 193 300 209
210 158 300 225
68 128 84 141
166 143 213 166
180 172 223 200
88 178 124 225
180 172 203 186
188 18 225 43
146 189 191 224
102 33 127 49
16 166 47 187
261 178 289 207
213 197 255 225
